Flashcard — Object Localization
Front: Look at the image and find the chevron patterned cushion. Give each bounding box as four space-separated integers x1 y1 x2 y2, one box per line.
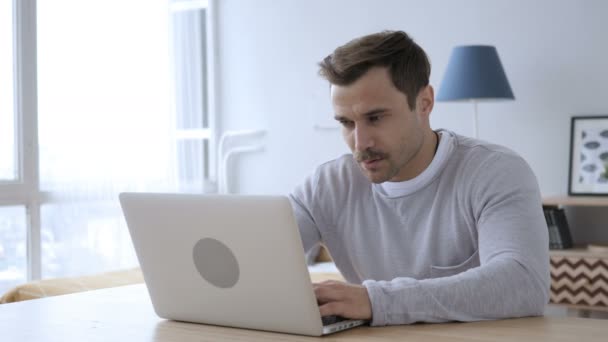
550 250 608 308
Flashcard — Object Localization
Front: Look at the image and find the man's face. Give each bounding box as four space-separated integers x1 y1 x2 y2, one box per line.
331 67 431 183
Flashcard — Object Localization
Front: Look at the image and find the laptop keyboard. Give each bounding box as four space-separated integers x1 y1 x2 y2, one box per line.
322 315 347 326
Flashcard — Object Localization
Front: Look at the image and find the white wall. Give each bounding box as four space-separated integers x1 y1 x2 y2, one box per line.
215 0 608 200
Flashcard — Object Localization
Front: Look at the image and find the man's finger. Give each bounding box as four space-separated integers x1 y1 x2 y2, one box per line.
312 280 342 289
319 301 343 317
314 283 345 302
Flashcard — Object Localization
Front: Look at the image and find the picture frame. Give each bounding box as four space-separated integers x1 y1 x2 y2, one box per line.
568 115 608 196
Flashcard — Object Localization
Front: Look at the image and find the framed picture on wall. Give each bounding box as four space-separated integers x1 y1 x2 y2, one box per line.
568 115 608 196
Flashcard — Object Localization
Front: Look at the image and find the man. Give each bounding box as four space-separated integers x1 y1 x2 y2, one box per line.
289 30 550 326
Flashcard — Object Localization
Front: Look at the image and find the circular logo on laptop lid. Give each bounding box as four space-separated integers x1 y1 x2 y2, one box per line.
192 238 240 288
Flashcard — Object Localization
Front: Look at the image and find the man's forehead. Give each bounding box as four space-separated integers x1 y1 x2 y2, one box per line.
331 86 396 116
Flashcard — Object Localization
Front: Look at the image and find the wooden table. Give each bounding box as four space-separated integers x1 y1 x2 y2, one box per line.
1 273 607 341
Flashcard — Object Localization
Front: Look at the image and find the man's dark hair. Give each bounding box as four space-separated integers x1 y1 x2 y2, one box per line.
318 30 430 110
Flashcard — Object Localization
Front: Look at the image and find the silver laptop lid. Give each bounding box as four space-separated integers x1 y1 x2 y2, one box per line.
119 193 326 336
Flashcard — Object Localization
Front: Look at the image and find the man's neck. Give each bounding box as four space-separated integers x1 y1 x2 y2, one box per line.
389 129 439 182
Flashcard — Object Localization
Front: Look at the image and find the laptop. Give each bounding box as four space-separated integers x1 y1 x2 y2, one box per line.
119 192 366 336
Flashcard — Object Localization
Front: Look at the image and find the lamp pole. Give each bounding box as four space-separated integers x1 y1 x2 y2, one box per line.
472 99 478 139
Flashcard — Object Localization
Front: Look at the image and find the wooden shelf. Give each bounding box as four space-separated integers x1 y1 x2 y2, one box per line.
542 195 608 207
550 246 608 257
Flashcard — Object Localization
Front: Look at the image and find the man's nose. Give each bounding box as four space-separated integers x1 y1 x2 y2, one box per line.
354 125 374 151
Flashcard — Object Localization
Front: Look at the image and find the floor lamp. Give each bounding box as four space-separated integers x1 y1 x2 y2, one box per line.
436 45 515 138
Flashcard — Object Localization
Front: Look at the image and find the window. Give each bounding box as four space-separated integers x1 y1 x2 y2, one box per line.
0 206 27 292
0 0 16 181
36 0 178 279
0 0 216 294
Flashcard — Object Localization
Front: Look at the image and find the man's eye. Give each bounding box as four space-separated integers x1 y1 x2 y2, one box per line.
339 120 354 128
368 115 381 123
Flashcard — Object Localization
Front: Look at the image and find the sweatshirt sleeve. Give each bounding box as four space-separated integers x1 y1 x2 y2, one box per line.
288 171 323 257
362 154 551 325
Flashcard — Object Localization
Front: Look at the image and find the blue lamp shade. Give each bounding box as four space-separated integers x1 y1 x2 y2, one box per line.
436 45 514 101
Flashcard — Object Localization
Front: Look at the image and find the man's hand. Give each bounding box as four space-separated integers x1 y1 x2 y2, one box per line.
313 280 372 320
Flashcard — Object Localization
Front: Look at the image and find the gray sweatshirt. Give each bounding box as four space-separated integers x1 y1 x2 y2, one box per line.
289 130 550 326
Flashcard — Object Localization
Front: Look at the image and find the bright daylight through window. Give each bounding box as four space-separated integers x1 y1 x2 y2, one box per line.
0 207 27 293
36 0 177 279
0 0 209 296
0 0 16 181
0 0 27 295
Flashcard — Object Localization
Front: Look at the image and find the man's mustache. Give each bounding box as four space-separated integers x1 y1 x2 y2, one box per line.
354 149 388 162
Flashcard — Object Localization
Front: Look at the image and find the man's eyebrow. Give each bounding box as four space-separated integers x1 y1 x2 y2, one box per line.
334 108 388 121
362 108 388 117
334 115 349 121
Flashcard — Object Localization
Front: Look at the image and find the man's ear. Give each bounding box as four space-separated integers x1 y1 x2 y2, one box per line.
416 85 435 118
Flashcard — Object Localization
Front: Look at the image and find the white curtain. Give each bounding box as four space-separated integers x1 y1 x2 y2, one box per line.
171 4 208 193
37 0 203 278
